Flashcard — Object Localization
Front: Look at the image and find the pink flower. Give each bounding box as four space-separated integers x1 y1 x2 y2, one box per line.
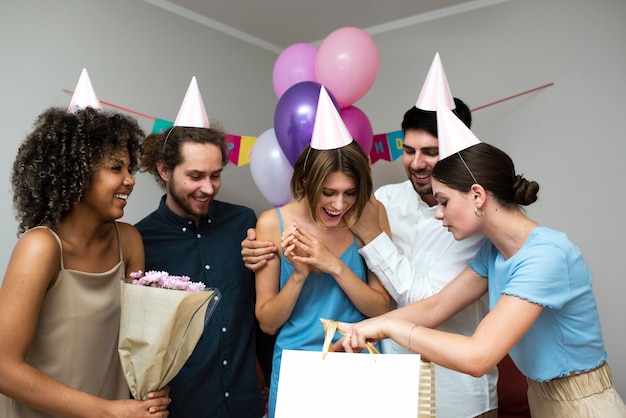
129 270 206 292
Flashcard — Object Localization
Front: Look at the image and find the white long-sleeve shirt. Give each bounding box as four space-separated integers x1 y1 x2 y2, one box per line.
359 180 498 418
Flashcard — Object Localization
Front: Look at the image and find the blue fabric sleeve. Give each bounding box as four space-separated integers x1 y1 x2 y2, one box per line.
504 242 572 309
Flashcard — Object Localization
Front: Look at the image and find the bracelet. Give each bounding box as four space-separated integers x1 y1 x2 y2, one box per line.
406 324 417 351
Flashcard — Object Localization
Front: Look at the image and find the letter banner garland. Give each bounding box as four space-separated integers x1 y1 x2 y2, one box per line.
152 119 404 166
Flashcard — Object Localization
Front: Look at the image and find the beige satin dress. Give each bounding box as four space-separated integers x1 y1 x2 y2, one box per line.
0 226 129 417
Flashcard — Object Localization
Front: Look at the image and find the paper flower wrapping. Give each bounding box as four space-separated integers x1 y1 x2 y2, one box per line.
118 271 220 400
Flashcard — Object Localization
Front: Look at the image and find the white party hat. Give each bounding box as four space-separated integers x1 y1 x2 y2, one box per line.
436 98 480 160
415 53 455 111
174 76 210 128
310 86 353 150
67 68 103 114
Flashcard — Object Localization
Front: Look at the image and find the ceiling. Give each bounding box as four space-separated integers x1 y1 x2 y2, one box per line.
143 0 488 53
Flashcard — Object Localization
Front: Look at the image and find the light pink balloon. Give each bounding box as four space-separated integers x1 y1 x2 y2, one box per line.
272 43 318 99
341 105 373 155
315 27 379 108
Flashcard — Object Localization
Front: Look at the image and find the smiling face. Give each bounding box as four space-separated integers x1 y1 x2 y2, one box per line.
315 171 358 228
432 178 481 241
159 141 223 225
81 148 135 220
402 129 440 206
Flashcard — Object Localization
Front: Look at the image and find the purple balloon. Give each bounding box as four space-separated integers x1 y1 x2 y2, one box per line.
272 43 318 99
340 105 374 155
250 129 293 207
274 81 339 167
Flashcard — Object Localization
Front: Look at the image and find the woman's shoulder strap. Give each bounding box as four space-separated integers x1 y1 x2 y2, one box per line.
27 226 64 269
274 207 285 234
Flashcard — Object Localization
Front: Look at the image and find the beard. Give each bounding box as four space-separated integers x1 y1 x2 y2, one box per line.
408 171 433 196
166 180 213 221
410 179 433 196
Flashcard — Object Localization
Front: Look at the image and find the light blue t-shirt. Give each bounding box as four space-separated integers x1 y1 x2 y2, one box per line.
469 226 606 381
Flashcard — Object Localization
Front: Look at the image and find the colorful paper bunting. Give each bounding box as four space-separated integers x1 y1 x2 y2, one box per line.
69 82 554 168
387 130 404 161
370 133 391 164
152 118 174 134
225 134 259 166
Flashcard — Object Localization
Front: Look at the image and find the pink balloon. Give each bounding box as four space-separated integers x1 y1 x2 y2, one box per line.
272 43 318 99
315 27 379 108
250 129 293 207
341 105 373 155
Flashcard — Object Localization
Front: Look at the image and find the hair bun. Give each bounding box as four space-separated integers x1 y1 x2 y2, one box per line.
512 175 539 205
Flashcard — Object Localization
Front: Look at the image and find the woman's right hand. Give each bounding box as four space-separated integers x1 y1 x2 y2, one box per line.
337 318 395 353
281 225 311 278
145 386 170 415
107 393 171 417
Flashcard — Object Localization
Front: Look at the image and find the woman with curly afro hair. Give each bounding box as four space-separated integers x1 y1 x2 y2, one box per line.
0 107 170 417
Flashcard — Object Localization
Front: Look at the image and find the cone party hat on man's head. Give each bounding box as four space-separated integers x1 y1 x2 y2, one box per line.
174 76 210 128
67 68 103 114
436 98 480 160
415 53 455 111
310 86 353 150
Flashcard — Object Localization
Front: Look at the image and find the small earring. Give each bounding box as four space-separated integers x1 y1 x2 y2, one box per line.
474 207 484 217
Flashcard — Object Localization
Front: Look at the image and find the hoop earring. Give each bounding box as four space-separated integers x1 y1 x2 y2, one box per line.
474 207 484 217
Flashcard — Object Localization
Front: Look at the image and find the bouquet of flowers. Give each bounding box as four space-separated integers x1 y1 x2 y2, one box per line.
118 270 220 400
129 270 207 292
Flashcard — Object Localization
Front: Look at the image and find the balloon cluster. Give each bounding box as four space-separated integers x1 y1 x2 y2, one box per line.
250 27 380 206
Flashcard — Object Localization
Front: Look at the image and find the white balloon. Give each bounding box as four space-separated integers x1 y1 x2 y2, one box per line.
250 128 294 207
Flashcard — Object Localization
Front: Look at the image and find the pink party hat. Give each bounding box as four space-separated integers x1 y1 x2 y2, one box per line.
67 68 103 114
310 86 353 150
174 76 210 128
436 98 480 160
415 53 455 111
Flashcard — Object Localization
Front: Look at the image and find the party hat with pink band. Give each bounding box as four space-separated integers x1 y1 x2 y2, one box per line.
415 52 455 111
436 98 480 160
310 86 353 150
67 68 103 114
174 76 210 128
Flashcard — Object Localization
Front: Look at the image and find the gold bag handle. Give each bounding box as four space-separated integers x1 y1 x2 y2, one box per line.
320 318 379 358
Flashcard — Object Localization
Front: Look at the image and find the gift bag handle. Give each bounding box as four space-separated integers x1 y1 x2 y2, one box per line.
320 318 380 358
319 318 436 417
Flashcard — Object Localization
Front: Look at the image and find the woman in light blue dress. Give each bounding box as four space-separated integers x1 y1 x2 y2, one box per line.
341 141 626 417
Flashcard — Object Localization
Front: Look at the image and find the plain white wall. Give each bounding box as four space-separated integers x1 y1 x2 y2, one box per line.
1 0 624 394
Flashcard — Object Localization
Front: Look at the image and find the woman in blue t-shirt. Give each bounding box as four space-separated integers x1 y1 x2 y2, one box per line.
340 142 626 417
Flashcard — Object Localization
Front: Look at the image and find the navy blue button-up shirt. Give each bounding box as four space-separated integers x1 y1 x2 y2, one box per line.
135 195 264 418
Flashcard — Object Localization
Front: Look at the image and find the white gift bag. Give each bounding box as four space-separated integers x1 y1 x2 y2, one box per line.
274 319 435 417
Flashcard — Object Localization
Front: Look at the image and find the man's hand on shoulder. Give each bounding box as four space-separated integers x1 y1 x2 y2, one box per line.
349 194 385 245
241 228 278 271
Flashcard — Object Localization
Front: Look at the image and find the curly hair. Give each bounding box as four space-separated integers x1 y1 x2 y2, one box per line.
139 124 228 188
11 107 144 235
290 141 373 228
